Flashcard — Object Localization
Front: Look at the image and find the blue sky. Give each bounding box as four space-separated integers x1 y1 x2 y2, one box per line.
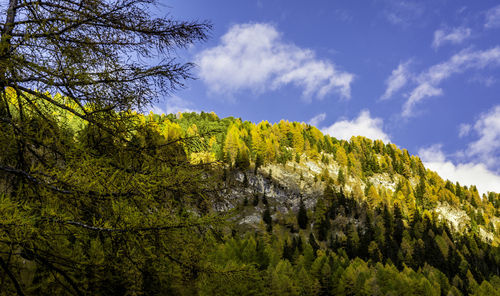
153 0 500 194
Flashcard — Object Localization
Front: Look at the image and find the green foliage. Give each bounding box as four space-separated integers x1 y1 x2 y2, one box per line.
0 94 227 295
3 0 499 293
2 101 499 294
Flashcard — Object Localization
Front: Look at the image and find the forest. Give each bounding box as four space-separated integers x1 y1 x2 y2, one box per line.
1 90 499 294
0 0 499 295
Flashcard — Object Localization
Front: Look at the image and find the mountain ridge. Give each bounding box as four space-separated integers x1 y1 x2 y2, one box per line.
1 92 499 294
158 111 499 244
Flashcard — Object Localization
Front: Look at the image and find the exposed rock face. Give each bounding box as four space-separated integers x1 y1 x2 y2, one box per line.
219 156 406 213
213 155 498 244
218 167 319 213
435 202 470 231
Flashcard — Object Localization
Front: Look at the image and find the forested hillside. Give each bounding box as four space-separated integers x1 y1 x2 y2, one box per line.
1 89 498 295
160 111 500 295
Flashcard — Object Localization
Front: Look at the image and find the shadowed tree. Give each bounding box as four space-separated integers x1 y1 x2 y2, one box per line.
298 198 308 230
0 0 212 185
0 0 210 111
0 1 217 294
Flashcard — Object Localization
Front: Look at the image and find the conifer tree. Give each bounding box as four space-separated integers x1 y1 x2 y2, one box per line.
263 204 273 232
0 0 211 129
235 148 250 170
253 194 260 206
298 199 309 229
337 168 346 186
0 1 215 294
254 153 263 174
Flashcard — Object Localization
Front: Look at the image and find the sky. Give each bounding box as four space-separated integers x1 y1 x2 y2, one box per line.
152 0 500 194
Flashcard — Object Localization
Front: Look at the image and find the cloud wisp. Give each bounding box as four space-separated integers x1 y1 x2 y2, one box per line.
380 60 412 100
465 105 500 170
485 5 500 29
402 47 500 117
381 0 425 27
321 110 391 142
308 113 327 127
432 27 471 49
458 123 471 138
382 47 500 117
150 96 198 115
196 23 354 100
418 105 500 194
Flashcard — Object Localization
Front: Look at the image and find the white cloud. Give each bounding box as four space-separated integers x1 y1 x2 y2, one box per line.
402 47 500 117
419 144 446 163
458 123 471 138
196 23 354 100
485 5 500 29
321 110 390 142
403 83 443 117
419 106 500 195
432 27 471 49
466 105 500 169
381 60 412 100
333 9 353 22
308 113 327 127
419 144 500 195
150 96 198 115
469 74 497 87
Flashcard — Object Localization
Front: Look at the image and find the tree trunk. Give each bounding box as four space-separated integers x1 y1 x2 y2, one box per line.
0 0 18 87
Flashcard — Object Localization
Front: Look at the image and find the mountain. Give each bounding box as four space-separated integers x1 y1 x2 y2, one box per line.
174 111 498 236
164 111 500 295
1 94 499 295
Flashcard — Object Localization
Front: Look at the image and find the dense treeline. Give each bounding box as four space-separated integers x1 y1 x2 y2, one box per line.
0 92 227 295
1 95 499 294
200 175 500 295
201 234 500 295
1 0 498 293
157 111 500 295
166 112 499 237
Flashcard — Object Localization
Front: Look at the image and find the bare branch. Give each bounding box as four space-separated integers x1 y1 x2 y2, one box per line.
0 256 25 296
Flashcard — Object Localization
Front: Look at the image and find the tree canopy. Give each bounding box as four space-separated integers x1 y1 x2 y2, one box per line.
0 0 210 112
0 1 218 294
1 1 499 294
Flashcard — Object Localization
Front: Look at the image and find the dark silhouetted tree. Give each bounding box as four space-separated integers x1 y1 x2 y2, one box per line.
0 1 213 294
298 199 309 229
263 204 273 232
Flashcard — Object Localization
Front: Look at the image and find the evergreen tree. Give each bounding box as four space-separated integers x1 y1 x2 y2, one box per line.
337 168 346 186
0 1 215 294
394 203 405 245
243 173 249 187
253 194 260 206
254 153 263 174
298 199 309 229
282 239 293 262
262 194 268 206
346 224 360 258
309 233 320 254
235 149 251 170
263 204 273 232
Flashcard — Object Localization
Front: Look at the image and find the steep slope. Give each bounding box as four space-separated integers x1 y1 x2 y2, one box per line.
167 111 499 244
2 92 499 295
128 111 500 292
169 111 500 294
